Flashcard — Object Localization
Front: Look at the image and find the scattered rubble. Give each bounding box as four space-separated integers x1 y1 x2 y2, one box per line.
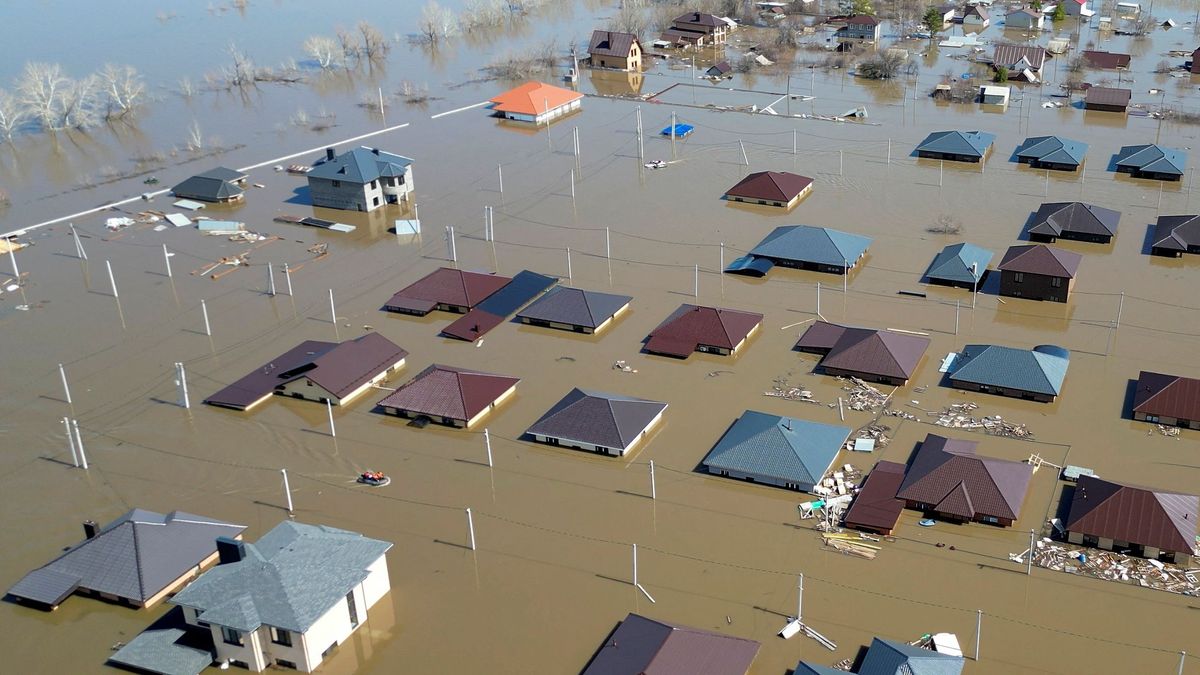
845 424 892 451
931 402 1033 438
765 373 820 404
1015 537 1200 596
1155 424 1181 437
839 377 891 411
612 360 638 374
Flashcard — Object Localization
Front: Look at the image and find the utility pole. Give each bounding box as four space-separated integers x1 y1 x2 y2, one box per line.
1027 529 1035 575
484 428 493 467
326 399 336 437
649 460 657 500
466 508 477 551
73 419 88 469
281 469 294 514
175 362 190 409
58 364 72 405
974 610 982 661
162 244 173 278
796 573 804 622
70 224 88 260
283 263 293 296
201 300 212 336
267 263 276 296
105 260 119 298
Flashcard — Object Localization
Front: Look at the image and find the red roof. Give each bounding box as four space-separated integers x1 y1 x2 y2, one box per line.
645 305 763 358
843 461 906 533
847 14 880 25
1066 475 1198 555
378 364 519 423
385 268 511 313
997 244 1081 278
1132 371 1200 422
724 171 813 203
897 434 1033 521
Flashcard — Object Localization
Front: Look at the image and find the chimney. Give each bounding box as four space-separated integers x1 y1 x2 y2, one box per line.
215 536 246 565
372 147 380 156
83 520 99 540
325 147 336 161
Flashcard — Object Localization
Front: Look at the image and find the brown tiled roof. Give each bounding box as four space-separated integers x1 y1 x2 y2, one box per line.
378 364 519 422
1132 371 1200 421
205 340 335 410
1065 475 1198 555
582 613 760 675
843 461 906 532
1081 50 1132 70
724 171 813 202
589 30 639 58
278 333 408 398
795 320 847 352
997 244 1081 278
645 305 763 358
385 268 511 312
896 434 1033 521
1084 86 1131 107
818 326 930 381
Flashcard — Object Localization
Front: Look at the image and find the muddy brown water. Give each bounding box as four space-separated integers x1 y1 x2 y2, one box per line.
3 3 1200 674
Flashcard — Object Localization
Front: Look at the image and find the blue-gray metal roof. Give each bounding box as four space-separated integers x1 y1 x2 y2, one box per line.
308 146 413 184
107 628 214 675
949 344 1069 396
724 254 776 276
170 521 392 633
925 243 992 283
1113 144 1187 175
745 225 872 267
6 510 245 607
1013 135 1088 166
859 638 965 675
702 410 849 486
474 270 558 316
170 175 243 202
794 662 847 675
517 286 632 328
916 131 995 158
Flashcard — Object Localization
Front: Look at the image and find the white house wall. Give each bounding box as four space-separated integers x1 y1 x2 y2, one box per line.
210 624 267 672
361 554 391 608
337 359 406 405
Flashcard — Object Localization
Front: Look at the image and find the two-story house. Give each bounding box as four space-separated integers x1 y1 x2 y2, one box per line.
306 146 413 212
837 15 882 42
660 12 730 47
588 30 642 71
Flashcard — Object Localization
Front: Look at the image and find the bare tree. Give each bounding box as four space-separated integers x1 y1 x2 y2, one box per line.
178 76 195 98
612 0 650 40
0 88 26 141
186 120 203 151
17 62 70 130
98 64 146 118
336 28 360 61
58 75 100 129
222 45 256 88
304 36 342 68
358 21 390 58
418 1 459 43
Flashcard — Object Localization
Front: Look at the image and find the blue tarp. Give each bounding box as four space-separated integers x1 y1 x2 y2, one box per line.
660 124 694 137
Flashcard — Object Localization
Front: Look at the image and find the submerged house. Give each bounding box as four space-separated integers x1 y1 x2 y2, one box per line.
660 12 731 47
997 244 1082 303
525 388 667 457
377 364 520 428
701 410 850 492
170 521 392 673
924 243 992 289
795 322 931 386
515 286 632 334
1004 8 1044 31
203 334 408 410
963 5 990 28
947 344 1069 402
991 44 1047 82
440 270 557 342
723 171 813 209
725 225 872 277
1113 144 1187 181
836 15 882 42
915 130 995 163
842 461 907 536
1081 50 1131 70
896 434 1033 527
1131 371 1200 429
1027 202 1120 244
383 267 512 315
644 304 762 358
582 613 760 675
307 147 414 212
797 637 964 675
489 81 584 124
1084 86 1132 113
588 30 642 71
1150 214 1200 256
171 167 247 204
6 510 245 610
1065 476 1197 566
1013 135 1088 171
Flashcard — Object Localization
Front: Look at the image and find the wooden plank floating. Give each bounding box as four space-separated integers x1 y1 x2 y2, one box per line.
273 214 355 233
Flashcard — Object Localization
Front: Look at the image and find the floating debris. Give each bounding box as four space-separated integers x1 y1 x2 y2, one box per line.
765 373 819 403
612 360 637 373
845 424 892 451
839 377 891 411
1156 424 1181 437
930 402 1032 438
1014 536 1200 596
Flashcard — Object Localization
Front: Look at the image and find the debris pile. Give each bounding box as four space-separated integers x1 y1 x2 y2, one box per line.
765 374 820 404
839 377 891 411
932 402 1032 438
1155 424 1181 437
845 424 892 451
1015 538 1200 595
822 532 880 560
884 408 920 421
816 464 862 497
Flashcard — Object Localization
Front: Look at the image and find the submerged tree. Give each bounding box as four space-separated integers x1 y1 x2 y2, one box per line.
304 36 342 69
922 6 944 37
98 64 146 118
857 51 906 79
358 21 390 59
418 1 459 43
16 62 101 131
0 87 27 141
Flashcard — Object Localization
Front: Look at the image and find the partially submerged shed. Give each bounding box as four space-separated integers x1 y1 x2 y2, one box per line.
725 225 872 277
525 388 667 456
701 410 850 492
644 304 762 358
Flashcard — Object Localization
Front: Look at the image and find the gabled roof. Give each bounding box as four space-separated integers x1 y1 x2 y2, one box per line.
1028 202 1120 238
170 521 391 633
724 171 813 202
949 344 1070 396
992 44 1046 70
385 267 512 313
925 243 993 283
1006 8 1042 20
896 434 1033 521
275 332 407 398
515 286 632 329
858 637 966 675
998 244 1081 278
1084 86 1131 107
526 388 667 451
846 14 881 25
793 663 846 675
1113 144 1187 175
1065 475 1198 555
964 5 989 19
842 461 907 532
377 364 520 422
1151 214 1200 252
702 410 850 486
582 613 760 675
490 81 584 116
198 166 247 183
1081 50 1132 69
798 322 930 381
916 130 996 158
1132 371 1200 421
645 304 763 357
307 146 413 184
747 225 873 266
7 510 245 607
205 340 336 410
589 30 639 57
1013 135 1088 167
170 175 244 202
674 12 724 27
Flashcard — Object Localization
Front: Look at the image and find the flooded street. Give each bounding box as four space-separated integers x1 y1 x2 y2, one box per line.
2 2 1200 673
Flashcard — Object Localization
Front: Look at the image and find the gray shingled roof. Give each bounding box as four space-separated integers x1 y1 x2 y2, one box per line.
516 286 632 329
170 521 392 633
107 628 214 675
525 388 667 451
170 175 243 202
7 510 245 607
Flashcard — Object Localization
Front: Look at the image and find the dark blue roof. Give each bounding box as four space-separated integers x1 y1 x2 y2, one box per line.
724 254 776 276
925 243 992 283
916 130 995 158
475 270 557 316
1014 136 1088 166
702 410 849 486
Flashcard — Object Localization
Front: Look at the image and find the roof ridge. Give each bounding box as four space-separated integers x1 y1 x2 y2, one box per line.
1135 375 1180 410
130 522 149 601
873 333 908 377
579 288 598 327
973 456 1015 518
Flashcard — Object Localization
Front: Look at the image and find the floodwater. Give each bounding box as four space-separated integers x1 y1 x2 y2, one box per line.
2 2 1200 674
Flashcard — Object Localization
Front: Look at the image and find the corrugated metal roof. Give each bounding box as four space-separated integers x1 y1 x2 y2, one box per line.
589 30 639 58
949 344 1069 396
819 327 931 381
516 286 632 329
925 243 993 283
795 320 848 352
915 130 996 158
526 388 667 451
858 637 965 675
997 244 1081 278
384 267 512 312
378 364 520 422
1028 202 1120 238
645 305 762 358
1013 136 1088 166
1132 371 1200 421
1081 50 1132 69
307 146 412 184
702 410 849 487
1151 214 1200 251
746 225 872 267
724 171 813 202
582 613 760 675
793 663 847 675
107 628 213 675
198 166 247 182
1065 476 1198 555
1113 144 1187 175
896 434 1033 521
723 255 776 276
204 341 337 410
843 461 906 532
276 333 407 399
489 81 583 116
1084 86 1131 107
993 44 1046 70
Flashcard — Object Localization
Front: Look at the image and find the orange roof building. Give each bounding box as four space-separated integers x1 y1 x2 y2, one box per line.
489 81 584 125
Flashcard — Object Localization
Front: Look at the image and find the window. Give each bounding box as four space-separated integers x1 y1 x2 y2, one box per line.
1050 277 1062 288
331 180 340 188
275 659 298 670
346 591 359 628
370 180 377 189
221 626 244 646
1013 272 1024 283
270 627 292 647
